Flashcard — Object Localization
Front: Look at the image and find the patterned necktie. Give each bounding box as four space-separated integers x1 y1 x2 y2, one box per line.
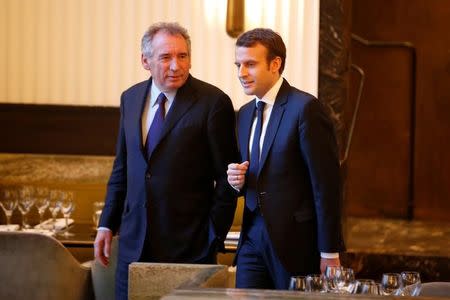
145 93 167 158
246 101 266 211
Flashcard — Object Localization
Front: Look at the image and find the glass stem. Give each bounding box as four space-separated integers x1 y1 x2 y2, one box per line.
52 213 57 232
64 215 69 233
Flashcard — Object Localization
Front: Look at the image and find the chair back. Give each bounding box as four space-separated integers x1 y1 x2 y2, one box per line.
0 231 94 300
90 236 118 300
420 282 450 297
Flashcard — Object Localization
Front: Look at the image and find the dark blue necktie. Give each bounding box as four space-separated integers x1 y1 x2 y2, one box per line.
246 101 265 211
145 93 167 158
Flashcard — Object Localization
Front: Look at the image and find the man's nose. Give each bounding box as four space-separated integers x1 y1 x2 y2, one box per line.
170 58 180 71
238 65 247 77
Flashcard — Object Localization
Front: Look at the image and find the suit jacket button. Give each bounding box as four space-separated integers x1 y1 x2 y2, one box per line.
145 173 151 180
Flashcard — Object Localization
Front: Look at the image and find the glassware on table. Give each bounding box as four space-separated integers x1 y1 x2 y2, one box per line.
92 201 104 229
305 274 327 293
401 271 422 296
34 187 50 225
289 275 307 291
324 265 343 293
58 191 75 237
48 190 62 233
0 188 19 230
336 267 356 294
381 272 403 295
352 279 381 295
18 186 36 229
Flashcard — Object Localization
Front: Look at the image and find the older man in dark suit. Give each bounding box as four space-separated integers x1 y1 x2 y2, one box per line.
227 28 346 290
94 22 239 300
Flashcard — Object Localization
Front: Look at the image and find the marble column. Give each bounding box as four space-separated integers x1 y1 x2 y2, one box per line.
319 0 352 162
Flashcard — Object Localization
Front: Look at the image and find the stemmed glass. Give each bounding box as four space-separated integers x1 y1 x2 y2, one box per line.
48 190 62 233
336 267 355 294
352 279 381 295
305 274 328 293
58 191 75 237
18 186 36 229
381 272 403 295
289 276 307 291
34 187 50 226
324 265 343 293
401 271 422 296
0 188 19 230
92 201 104 229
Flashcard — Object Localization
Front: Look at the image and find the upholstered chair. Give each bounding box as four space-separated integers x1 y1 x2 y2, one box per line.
0 231 94 300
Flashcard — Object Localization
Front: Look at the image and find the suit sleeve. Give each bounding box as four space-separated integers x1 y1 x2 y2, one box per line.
206 93 240 249
298 99 346 252
98 94 128 234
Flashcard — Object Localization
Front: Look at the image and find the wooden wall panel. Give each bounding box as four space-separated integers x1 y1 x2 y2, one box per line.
0 104 119 155
349 0 450 221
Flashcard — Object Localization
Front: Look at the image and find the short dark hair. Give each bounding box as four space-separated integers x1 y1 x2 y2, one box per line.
236 28 286 74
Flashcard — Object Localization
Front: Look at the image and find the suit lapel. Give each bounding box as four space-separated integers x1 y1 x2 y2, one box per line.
147 76 197 160
238 102 256 162
132 79 151 160
258 79 290 175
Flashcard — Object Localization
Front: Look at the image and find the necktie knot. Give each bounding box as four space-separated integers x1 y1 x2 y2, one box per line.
256 101 265 112
156 93 167 107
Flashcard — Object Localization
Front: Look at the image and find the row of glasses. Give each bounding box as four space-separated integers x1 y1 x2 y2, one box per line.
290 266 355 293
381 271 422 296
289 266 422 297
0 186 75 236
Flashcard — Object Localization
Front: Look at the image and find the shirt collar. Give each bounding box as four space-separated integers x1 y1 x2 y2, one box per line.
150 83 177 107
256 76 284 106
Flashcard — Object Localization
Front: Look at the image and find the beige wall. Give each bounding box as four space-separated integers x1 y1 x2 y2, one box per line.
0 0 319 108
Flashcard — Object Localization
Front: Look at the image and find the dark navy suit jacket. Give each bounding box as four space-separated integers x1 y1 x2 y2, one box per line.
99 75 239 264
236 79 346 274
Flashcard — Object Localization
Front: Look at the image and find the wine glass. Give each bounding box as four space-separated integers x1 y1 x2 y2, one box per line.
58 191 75 237
34 187 50 226
324 265 343 293
336 267 355 294
18 186 36 229
48 190 62 233
92 201 104 229
352 279 381 294
401 271 421 296
289 275 307 291
0 188 19 230
381 273 403 295
305 274 327 293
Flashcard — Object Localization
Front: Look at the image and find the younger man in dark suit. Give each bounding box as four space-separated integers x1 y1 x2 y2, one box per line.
94 22 239 300
227 28 346 289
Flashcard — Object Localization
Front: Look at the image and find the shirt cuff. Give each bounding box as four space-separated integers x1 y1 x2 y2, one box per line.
320 252 339 259
97 227 112 232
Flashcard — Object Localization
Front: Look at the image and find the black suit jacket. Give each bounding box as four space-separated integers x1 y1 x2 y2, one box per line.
99 75 239 263
236 79 346 274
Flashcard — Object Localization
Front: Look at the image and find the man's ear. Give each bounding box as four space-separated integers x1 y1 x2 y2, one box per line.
141 54 151 71
270 56 282 74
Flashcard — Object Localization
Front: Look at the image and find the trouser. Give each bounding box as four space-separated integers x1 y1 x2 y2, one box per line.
236 211 291 289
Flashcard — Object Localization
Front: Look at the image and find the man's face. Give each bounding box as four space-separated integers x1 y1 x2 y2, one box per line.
142 32 191 92
235 43 280 99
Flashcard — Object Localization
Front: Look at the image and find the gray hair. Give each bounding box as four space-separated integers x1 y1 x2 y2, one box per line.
141 22 191 58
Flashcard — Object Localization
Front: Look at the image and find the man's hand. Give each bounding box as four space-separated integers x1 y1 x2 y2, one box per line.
227 161 249 190
320 257 341 274
94 229 112 267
